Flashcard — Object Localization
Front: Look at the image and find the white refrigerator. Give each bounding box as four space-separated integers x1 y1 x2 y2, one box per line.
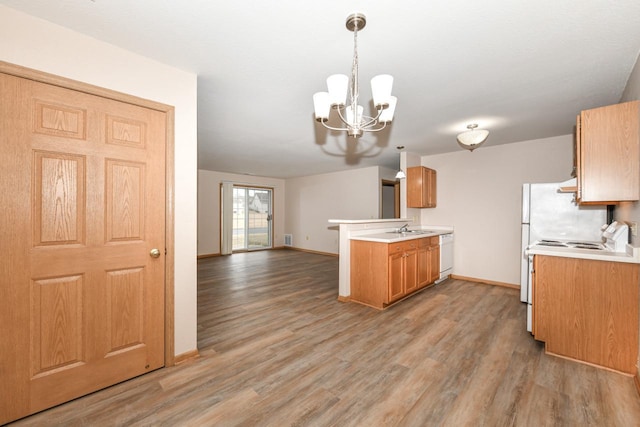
520 180 607 328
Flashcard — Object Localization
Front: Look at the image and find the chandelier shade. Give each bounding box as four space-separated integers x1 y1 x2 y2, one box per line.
457 124 489 151
312 92 330 122
327 74 348 107
371 74 394 108
313 13 396 138
379 96 397 123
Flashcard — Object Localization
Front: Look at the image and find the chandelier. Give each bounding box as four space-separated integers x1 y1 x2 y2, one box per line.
313 13 397 138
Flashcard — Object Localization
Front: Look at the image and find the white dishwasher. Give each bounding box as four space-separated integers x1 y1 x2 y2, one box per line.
437 233 453 283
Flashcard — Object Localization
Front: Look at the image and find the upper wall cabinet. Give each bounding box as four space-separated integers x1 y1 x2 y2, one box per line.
576 100 640 204
407 166 437 208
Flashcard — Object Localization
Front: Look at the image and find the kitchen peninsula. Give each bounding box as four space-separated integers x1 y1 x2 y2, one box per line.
329 219 453 308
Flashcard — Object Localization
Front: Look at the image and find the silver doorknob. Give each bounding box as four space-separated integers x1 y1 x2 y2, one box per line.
150 248 161 258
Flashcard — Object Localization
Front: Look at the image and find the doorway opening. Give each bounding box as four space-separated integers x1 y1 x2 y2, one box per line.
232 186 273 251
381 179 400 219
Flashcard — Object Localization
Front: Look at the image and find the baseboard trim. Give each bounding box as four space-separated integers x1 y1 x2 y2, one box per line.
284 246 339 257
337 295 350 303
197 253 221 259
198 247 338 258
173 349 200 366
450 274 519 290
545 348 634 376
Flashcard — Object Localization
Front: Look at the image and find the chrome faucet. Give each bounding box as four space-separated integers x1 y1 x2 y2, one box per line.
398 223 409 233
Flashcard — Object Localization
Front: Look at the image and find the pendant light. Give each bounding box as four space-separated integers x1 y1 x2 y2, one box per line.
395 146 405 179
313 13 397 138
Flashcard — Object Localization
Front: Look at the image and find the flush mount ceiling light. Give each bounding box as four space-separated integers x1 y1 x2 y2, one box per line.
457 124 489 152
313 13 397 139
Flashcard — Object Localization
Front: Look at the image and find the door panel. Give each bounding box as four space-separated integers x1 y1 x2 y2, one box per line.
0 73 166 424
232 186 273 251
247 188 272 250
106 160 144 241
33 151 86 245
30 275 84 377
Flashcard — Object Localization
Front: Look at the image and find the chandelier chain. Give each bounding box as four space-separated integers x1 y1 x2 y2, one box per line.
351 21 359 124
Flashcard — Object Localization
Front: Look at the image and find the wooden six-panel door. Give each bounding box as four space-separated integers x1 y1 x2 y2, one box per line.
0 73 166 424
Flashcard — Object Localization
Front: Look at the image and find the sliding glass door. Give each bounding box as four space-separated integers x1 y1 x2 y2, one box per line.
232 186 273 251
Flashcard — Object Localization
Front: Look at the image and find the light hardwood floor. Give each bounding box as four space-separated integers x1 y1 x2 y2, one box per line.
10 250 640 426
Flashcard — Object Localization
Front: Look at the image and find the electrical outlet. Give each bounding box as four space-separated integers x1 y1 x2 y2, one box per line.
631 222 638 237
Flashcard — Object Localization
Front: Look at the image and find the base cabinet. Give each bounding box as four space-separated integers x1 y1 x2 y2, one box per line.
532 255 639 374
350 237 439 309
418 237 440 287
388 248 418 303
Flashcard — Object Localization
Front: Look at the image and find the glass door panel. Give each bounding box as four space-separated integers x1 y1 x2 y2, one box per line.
232 186 272 251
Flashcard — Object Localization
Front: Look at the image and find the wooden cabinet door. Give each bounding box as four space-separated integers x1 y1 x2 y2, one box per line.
388 252 405 302
0 73 166 423
418 237 439 287
578 100 639 203
407 167 437 208
531 256 546 341
533 255 639 374
417 246 429 287
428 243 440 283
404 250 419 294
575 114 583 201
426 168 437 208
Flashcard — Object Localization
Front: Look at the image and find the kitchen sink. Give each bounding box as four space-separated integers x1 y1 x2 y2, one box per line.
385 230 431 235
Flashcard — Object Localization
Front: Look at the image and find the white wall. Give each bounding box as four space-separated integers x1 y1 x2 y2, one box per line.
285 167 382 254
419 135 574 285
0 5 198 356
198 170 286 256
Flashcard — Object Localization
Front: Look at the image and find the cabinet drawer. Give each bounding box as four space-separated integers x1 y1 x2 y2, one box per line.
388 240 418 254
418 236 439 247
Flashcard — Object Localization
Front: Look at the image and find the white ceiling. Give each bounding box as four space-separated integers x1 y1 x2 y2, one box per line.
3 1 640 178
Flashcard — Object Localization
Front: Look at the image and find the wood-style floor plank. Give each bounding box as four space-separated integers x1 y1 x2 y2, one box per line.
9 249 640 426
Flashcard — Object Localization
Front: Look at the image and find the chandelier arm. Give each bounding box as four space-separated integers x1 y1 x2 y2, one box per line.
335 106 351 127
362 122 388 133
320 121 350 132
360 107 385 128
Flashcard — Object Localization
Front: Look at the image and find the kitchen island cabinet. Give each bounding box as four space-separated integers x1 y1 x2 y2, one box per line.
575 100 640 203
407 166 437 208
350 236 439 309
532 254 639 374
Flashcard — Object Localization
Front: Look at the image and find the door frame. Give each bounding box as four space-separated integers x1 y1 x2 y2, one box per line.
381 179 400 218
0 61 176 366
232 184 274 252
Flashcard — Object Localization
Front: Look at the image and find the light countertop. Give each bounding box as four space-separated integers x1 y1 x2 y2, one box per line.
350 228 453 243
328 218 412 224
526 244 640 264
